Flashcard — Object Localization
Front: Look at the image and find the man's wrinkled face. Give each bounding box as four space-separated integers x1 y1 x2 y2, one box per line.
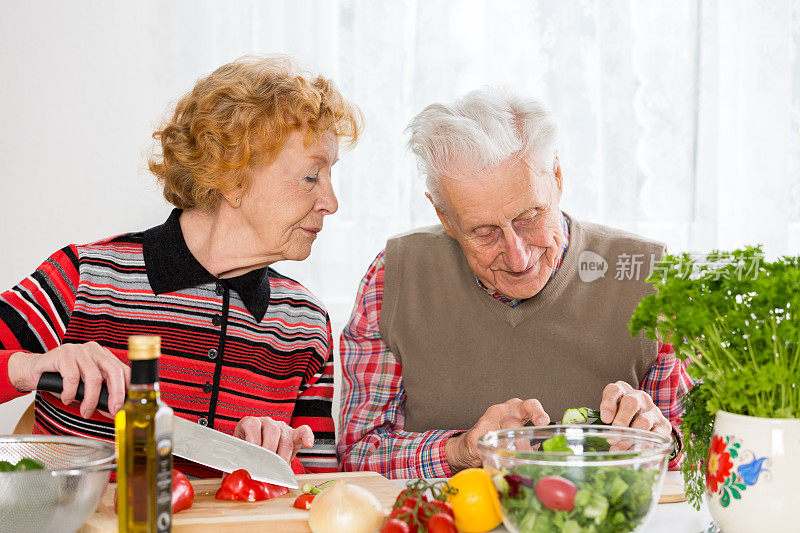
433 155 565 300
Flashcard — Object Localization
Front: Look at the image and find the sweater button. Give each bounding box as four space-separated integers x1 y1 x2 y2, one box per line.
198 417 208 426
202 381 212 393
207 348 218 360
212 315 222 326
215 283 225 296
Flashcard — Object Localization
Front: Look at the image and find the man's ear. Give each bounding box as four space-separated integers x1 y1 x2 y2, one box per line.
426 192 456 239
553 155 563 201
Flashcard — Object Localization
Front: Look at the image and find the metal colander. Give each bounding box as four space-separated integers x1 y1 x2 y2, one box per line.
0 436 115 533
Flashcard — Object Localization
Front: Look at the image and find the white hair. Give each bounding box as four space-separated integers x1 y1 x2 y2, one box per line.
406 86 560 206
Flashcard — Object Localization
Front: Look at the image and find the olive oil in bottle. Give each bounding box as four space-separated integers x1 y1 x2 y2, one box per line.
116 335 174 532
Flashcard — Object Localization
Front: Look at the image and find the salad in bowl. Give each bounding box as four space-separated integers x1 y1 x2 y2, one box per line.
478 423 673 533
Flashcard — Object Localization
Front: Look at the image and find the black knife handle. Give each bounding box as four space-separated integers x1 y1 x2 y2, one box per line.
37 372 112 413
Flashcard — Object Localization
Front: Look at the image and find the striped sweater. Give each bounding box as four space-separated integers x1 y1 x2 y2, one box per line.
0 209 337 475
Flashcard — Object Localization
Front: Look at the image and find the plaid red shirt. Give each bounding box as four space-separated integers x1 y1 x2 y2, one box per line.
338 243 693 478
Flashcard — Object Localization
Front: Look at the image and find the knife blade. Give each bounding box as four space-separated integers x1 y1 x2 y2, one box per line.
36 372 299 488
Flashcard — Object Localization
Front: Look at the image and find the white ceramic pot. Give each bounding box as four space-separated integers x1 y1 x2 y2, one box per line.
706 410 800 532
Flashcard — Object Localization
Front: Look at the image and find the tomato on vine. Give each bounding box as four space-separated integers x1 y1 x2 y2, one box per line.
384 479 459 533
380 518 411 533
427 513 458 533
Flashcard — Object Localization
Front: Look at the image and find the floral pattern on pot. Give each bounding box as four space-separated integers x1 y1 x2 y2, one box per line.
737 454 772 486
706 435 734 494
706 434 772 507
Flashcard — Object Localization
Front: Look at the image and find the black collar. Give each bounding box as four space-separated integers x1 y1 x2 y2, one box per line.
142 209 271 322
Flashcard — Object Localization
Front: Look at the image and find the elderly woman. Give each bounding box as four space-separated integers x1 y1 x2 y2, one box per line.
0 56 361 476
338 87 692 479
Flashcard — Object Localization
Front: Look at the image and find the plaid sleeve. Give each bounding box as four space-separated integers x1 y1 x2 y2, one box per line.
640 342 696 469
292 315 338 473
337 251 459 479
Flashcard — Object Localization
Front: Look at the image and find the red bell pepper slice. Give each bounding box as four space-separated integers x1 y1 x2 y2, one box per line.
172 470 195 513
214 468 289 502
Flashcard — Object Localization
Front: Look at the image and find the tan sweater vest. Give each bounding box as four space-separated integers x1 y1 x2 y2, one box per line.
379 214 665 432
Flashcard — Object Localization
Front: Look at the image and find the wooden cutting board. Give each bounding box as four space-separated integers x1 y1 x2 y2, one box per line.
79 471 403 533
658 470 687 504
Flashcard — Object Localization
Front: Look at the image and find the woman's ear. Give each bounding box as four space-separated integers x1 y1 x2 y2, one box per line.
220 194 240 208
220 184 245 209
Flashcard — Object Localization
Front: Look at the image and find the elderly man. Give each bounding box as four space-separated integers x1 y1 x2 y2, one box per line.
338 88 692 478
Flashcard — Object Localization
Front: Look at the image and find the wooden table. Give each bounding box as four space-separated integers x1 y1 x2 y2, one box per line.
82 470 712 532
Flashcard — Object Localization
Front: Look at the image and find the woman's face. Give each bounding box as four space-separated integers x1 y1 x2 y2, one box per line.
239 128 340 262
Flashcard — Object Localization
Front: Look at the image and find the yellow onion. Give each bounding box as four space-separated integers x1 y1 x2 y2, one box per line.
307 481 384 533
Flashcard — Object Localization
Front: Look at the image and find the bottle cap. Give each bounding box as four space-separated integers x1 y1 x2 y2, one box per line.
128 335 161 360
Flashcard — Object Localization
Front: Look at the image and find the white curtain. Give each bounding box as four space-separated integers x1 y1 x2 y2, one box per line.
265 0 800 323
1 0 798 330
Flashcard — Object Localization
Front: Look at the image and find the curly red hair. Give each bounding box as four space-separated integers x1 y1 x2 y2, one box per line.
149 55 362 210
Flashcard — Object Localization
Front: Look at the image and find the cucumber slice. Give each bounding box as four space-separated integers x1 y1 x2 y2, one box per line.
561 407 590 424
585 408 602 422
562 407 604 425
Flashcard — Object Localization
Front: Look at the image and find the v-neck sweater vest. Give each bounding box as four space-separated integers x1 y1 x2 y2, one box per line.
379 214 665 432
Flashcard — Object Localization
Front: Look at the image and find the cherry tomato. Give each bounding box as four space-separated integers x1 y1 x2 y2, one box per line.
393 489 412 506
418 499 455 527
394 489 427 509
534 475 578 512
427 513 458 533
292 493 314 510
427 500 454 520
396 488 426 502
401 494 429 511
387 505 418 532
380 518 411 533
388 505 413 520
402 496 419 509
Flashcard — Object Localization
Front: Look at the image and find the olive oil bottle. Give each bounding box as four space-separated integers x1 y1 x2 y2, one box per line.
116 335 174 532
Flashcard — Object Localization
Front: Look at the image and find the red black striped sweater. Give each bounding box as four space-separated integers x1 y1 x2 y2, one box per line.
0 209 337 475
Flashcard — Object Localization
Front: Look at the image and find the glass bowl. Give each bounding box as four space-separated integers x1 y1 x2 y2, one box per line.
478 425 673 533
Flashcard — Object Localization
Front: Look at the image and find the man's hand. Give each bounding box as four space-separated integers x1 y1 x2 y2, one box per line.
7 343 130 419
445 398 550 473
599 381 671 436
233 416 314 465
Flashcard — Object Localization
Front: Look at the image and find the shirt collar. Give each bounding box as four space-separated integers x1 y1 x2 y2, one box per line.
142 209 271 322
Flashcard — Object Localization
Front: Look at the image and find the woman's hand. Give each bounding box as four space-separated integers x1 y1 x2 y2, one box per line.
7 342 130 418
233 416 314 464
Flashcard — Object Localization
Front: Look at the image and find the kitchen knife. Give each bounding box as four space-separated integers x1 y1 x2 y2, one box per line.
36 372 299 489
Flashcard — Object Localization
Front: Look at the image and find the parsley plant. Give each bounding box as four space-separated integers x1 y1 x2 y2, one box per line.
629 246 800 508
